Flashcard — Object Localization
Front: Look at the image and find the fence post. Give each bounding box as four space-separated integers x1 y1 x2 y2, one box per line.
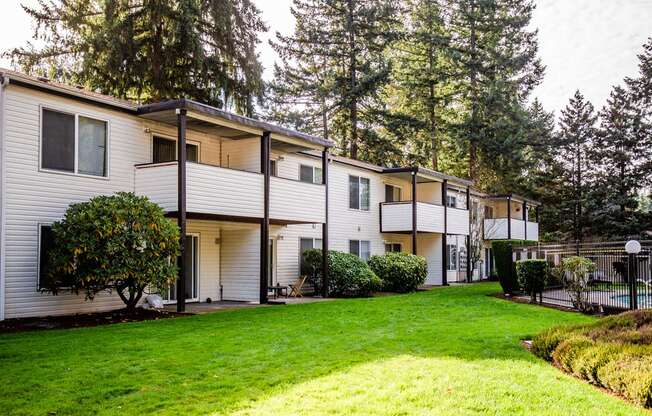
628 253 638 310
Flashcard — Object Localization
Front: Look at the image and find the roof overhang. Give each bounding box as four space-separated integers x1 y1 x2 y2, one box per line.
137 99 333 151
486 194 541 206
382 167 473 188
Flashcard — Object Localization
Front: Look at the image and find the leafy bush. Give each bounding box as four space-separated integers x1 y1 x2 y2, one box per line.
327 251 381 297
531 309 652 408
515 259 548 302
43 192 180 311
368 252 427 293
560 256 597 313
492 240 536 294
302 248 324 294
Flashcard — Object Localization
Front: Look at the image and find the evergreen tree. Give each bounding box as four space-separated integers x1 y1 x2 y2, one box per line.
269 0 400 159
447 0 544 182
554 91 597 241
7 0 266 114
589 85 652 238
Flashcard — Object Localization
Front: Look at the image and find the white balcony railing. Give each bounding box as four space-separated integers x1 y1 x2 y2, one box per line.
484 218 539 241
135 162 325 223
381 202 469 235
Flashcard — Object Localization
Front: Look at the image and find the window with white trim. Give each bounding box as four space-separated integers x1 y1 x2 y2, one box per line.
446 195 457 208
350 240 371 261
299 237 323 275
299 164 322 184
41 108 108 177
446 244 458 271
349 175 370 210
152 136 199 163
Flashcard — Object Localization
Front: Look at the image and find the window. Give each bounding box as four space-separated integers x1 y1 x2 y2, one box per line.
38 225 54 289
385 243 402 253
446 195 457 208
446 244 457 271
270 160 278 177
299 164 322 184
384 184 402 202
41 108 107 177
153 136 199 163
349 175 370 210
299 237 323 275
484 206 494 219
350 240 371 261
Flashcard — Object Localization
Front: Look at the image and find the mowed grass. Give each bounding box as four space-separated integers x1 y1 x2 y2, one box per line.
0 283 645 415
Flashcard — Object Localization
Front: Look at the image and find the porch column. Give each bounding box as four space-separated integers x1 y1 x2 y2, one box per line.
523 201 528 240
507 197 512 240
176 109 187 313
442 179 448 286
321 148 329 297
536 205 540 223
466 186 471 283
260 131 271 304
412 169 417 255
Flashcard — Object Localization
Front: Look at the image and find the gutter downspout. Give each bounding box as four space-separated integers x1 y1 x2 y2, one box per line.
0 74 9 321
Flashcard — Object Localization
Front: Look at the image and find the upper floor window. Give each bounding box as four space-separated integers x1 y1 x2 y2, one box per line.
299 164 322 184
41 108 107 177
350 240 371 261
384 184 402 202
446 195 457 208
484 206 494 219
349 175 370 210
153 136 198 163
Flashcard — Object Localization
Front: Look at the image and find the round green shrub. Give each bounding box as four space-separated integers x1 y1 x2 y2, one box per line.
368 252 427 293
327 251 381 297
491 240 535 294
515 259 548 302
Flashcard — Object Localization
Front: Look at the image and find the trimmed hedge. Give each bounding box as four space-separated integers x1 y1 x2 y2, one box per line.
327 251 382 297
492 240 536 294
515 259 548 302
531 310 652 408
368 252 427 293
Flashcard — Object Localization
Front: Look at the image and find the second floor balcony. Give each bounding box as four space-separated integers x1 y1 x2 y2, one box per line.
380 202 470 235
484 218 539 241
135 161 326 224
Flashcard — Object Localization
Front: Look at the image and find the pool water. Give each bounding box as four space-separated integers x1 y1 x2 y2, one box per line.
611 294 652 308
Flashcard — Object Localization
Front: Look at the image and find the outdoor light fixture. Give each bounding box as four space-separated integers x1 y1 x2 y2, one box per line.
625 240 642 254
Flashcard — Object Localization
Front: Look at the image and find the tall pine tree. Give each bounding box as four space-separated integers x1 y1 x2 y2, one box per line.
269 0 400 159
7 0 266 114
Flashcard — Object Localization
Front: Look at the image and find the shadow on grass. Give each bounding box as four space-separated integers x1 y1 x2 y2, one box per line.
0 283 638 416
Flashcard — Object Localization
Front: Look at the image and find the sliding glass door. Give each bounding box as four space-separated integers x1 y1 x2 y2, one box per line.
163 235 199 303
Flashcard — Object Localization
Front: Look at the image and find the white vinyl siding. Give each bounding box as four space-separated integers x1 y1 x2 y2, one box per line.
220 226 260 302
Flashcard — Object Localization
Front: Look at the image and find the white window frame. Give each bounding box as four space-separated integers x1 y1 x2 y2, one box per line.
446 195 457 208
349 239 371 261
299 164 322 184
150 133 201 163
39 106 111 180
349 175 371 211
384 183 402 203
163 232 200 304
384 242 402 253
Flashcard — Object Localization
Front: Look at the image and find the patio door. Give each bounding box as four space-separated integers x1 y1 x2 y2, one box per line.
268 238 275 286
163 235 199 303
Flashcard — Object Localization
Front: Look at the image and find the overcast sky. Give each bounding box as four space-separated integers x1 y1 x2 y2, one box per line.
1 0 651 116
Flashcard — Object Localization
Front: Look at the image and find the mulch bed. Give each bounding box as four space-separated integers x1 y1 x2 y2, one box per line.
0 308 190 334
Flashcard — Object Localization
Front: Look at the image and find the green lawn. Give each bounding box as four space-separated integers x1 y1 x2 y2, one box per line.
0 283 645 415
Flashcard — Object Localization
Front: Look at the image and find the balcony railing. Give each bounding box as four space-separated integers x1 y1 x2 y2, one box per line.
484 218 539 241
134 162 325 224
380 202 469 235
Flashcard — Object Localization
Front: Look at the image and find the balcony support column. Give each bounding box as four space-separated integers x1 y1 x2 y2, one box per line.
412 170 417 255
259 131 271 304
442 179 448 286
466 187 471 283
536 205 540 223
321 148 329 297
523 201 528 241
176 109 187 313
507 197 512 240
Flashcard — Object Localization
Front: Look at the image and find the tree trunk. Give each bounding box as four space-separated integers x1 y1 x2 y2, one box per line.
468 0 478 180
347 0 358 159
117 283 144 313
428 38 438 170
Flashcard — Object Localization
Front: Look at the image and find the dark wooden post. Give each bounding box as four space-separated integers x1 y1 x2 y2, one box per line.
176 109 187 313
507 197 512 240
321 148 329 297
442 179 448 286
260 131 271 304
412 170 417 255
523 201 528 241
466 186 471 283
536 206 540 223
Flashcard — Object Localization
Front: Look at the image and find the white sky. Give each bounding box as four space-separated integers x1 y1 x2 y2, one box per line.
1 0 651 116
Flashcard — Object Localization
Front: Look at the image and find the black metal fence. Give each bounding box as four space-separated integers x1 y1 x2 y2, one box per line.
517 241 652 312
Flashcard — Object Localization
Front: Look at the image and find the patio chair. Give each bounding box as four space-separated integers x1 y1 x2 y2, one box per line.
289 275 308 298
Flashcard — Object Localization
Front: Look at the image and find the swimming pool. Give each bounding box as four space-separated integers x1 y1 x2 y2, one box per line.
611 293 652 308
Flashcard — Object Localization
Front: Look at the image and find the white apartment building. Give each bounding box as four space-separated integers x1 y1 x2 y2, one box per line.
0 69 539 320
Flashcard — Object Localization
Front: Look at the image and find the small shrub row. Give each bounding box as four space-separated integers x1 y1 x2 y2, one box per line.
368 252 427 293
531 310 652 408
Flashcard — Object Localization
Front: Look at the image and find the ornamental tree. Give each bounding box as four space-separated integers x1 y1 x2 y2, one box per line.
43 192 180 311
